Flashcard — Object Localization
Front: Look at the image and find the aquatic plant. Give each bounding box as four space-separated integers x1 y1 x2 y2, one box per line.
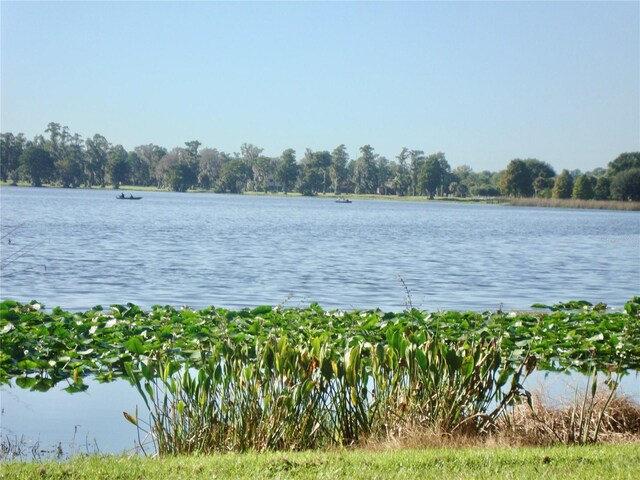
1 298 638 391
2 298 638 452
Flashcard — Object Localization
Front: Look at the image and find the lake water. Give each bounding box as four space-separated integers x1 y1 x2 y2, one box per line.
1 186 639 457
1 186 638 311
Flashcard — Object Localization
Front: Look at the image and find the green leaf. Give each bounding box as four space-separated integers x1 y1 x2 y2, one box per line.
15 376 37 389
461 355 475 379
64 381 89 393
415 348 427 372
124 336 147 354
250 305 272 316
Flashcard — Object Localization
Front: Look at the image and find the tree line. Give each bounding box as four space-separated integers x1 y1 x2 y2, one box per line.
1 122 639 201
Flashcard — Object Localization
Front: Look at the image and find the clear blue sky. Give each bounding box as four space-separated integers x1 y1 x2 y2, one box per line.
2 1 638 172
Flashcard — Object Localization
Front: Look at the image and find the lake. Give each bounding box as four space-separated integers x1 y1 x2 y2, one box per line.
1 186 639 457
1 186 638 312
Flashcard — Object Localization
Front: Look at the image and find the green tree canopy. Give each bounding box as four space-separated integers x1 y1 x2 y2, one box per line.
610 168 640 201
276 149 298 194
594 176 611 200
418 155 443 199
552 169 574 199
353 145 378 194
524 158 555 180
608 152 640 175
409 150 424 196
85 134 110 187
217 158 247 193
330 144 348 194
500 159 534 197
572 174 595 200
106 145 130 189
0 133 26 184
394 147 410 196
19 146 55 187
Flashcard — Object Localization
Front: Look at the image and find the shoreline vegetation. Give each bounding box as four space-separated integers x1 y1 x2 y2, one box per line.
2 126 639 207
2 299 639 459
1 181 638 211
2 300 639 477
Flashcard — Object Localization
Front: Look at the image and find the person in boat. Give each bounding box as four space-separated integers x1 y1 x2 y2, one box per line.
119 193 125 199
129 193 133 198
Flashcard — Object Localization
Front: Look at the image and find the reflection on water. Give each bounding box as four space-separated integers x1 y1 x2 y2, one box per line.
1 379 145 459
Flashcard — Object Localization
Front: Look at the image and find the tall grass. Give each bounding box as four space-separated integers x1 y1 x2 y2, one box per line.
502 197 640 210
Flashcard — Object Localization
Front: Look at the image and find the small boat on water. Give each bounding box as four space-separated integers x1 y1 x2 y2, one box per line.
335 197 352 204
117 194 142 200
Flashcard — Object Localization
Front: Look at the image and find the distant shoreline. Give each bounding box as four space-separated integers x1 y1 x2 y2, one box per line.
2 182 638 211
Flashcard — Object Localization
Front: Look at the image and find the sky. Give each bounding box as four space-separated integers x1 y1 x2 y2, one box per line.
1 1 639 173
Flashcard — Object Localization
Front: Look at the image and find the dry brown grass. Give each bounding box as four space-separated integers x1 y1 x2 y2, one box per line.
361 391 640 451
502 391 640 446
503 197 640 210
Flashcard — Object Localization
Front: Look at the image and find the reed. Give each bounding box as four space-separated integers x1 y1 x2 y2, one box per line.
502 197 640 210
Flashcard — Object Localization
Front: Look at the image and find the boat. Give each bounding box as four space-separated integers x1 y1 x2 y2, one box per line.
335 197 352 204
116 194 142 200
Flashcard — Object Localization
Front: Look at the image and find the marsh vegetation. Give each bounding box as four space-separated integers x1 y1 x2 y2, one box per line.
2 299 638 455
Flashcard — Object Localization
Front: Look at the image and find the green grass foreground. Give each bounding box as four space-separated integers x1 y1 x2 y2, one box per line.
3 444 640 479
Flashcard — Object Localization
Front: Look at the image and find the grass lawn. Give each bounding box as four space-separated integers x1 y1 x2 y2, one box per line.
3 444 639 480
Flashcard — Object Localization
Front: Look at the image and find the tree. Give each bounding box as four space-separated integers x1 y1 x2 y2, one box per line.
106 145 130 189
452 164 473 184
167 161 198 192
45 122 68 163
608 152 640 175
85 134 110 187
409 150 424 196
298 166 323 196
455 183 469 198
298 149 324 196
594 176 611 200
217 158 247 193
239 143 263 165
418 156 443 198
156 148 198 192
533 176 554 197
184 140 201 177
552 169 574 199
394 147 410 196
354 145 377 194
376 156 391 195
19 146 54 186
198 148 223 190
330 144 348 194
610 168 640 201
572 174 595 200
56 142 85 188
435 153 452 196
471 184 501 197
276 149 298 194
314 150 332 194
135 144 167 187
127 151 149 186
500 159 534 197
0 133 26 184
524 159 555 181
